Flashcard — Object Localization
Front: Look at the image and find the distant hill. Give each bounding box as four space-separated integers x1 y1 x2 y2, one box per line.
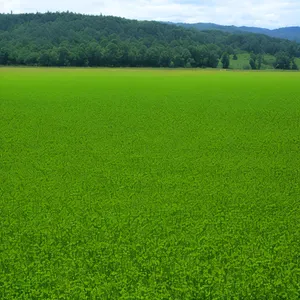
175 23 300 43
0 13 300 69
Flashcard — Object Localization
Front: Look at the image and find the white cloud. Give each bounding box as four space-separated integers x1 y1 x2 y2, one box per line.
1 0 21 13
1 0 300 29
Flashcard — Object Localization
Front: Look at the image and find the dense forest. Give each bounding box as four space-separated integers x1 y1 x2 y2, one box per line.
1 12 300 69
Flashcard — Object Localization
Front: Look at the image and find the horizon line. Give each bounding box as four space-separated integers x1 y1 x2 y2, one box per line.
1 10 300 30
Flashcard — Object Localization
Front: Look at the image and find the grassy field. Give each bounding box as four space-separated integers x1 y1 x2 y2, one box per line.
227 53 300 70
1 68 300 299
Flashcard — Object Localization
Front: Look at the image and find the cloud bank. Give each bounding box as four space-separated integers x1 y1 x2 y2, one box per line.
1 0 300 29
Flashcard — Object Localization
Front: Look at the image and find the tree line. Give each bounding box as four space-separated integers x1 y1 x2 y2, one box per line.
0 12 300 69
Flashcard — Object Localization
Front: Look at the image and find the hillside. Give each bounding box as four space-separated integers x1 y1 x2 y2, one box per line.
0 12 300 69
176 23 300 43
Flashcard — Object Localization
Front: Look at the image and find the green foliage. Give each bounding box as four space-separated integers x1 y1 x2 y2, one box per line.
257 54 262 69
249 58 256 70
1 68 300 299
243 64 251 70
221 52 230 69
294 57 300 69
274 52 295 70
249 53 264 70
0 12 300 69
291 60 299 70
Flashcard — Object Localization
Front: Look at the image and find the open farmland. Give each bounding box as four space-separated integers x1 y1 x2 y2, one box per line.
1 68 300 299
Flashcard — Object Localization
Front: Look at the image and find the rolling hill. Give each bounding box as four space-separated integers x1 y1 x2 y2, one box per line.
0 12 300 69
175 23 300 43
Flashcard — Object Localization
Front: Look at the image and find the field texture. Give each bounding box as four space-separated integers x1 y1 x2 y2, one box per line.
1 68 300 299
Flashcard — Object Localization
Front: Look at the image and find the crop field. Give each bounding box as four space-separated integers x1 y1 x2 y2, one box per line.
1 68 300 299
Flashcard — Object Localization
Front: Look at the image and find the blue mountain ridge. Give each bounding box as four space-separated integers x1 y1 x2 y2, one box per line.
173 22 300 42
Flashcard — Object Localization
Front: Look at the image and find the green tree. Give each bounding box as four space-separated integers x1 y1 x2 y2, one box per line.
58 46 70 66
103 42 122 66
249 58 256 70
291 59 298 70
257 54 263 70
274 52 291 70
0 50 9 65
221 52 230 69
159 51 171 67
87 42 103 66
145 47 160 67
39 51 53 66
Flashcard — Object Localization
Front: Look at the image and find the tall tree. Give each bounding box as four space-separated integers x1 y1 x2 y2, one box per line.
274 52 291 70
221 52 230 69
249 53 257 70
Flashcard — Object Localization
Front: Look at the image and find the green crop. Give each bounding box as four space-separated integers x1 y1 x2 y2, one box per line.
1 68 300 299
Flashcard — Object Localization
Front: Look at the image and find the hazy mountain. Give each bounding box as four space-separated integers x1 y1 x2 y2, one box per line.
175 23 300 43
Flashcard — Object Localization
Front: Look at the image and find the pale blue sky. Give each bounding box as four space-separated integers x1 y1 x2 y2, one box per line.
1 0 300 29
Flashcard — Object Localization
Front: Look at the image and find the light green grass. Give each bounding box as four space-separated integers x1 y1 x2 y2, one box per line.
295 57 300 69
1 68 300 299
229 53 252 69
229 53 300 70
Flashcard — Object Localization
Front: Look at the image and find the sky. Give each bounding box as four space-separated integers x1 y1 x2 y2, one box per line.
1 0 300 29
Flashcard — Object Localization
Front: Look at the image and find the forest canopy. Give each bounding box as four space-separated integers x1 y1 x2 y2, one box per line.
1 12 300 69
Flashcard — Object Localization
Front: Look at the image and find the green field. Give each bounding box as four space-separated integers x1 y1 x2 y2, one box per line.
1 68 300 299
224 53 300 70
